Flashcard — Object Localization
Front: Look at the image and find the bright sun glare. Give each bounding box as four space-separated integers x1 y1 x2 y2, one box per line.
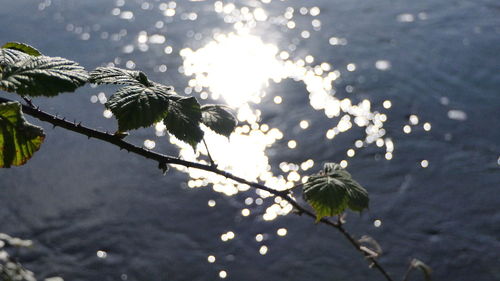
158 25 389 222
181 32 281 107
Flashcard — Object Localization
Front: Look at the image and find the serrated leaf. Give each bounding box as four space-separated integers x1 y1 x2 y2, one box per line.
0 48 31 65
0 56 88 97
303 162 369 221
105 85 171 131
303 175 349 221
201 104 237 137
345 179 369 211
89 67 168 89
323 162 343 175
0 102 45 168
2 42 42 57
164 96 203 149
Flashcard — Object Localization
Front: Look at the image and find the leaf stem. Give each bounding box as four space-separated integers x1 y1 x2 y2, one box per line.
0 95 394 281
202 138 216 167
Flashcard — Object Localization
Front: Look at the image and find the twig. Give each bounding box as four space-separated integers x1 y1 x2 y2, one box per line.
0 95 394 281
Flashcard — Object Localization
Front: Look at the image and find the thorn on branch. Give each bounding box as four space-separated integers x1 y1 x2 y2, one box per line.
360 245 379 259
338 213 347 225
158 162 169 175
359 235 383 257
22 96 34 108
113 131 129 139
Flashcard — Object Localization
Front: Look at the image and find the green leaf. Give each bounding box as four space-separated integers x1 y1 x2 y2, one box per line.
0 55 88 97
89 67 168 89
163 96 203 149
90 67 202 147
105 85 171 131
0 101 45 168
303 175 349 221
303 163 369 221
201 104 237 137
2 42 42 57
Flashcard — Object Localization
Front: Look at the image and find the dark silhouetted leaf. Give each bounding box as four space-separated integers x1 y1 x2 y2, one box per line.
303 163 369 221
201 104 237 137
2 42 42 57
345 177 369 211
164 96 203 149
0 102 45 168
89 67 169 89
91 67 202 147
0 56 88 97
105 85 171 131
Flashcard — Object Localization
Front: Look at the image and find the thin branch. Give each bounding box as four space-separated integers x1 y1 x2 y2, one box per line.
0 95 394 281
336 225 394 281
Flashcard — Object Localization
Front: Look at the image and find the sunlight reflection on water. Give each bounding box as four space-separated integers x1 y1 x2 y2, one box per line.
181 32 280 107
72 0 405 243
167 25 392 222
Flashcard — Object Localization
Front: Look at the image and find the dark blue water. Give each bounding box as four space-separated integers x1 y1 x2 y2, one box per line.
1 0 499 280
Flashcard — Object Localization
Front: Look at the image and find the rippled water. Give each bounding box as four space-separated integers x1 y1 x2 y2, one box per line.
1 0 499 280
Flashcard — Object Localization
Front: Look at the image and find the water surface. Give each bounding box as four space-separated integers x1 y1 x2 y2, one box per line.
0 0 499 280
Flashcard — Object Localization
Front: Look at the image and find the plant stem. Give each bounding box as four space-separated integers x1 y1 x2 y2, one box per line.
0 95 394 281
202 138 215 167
